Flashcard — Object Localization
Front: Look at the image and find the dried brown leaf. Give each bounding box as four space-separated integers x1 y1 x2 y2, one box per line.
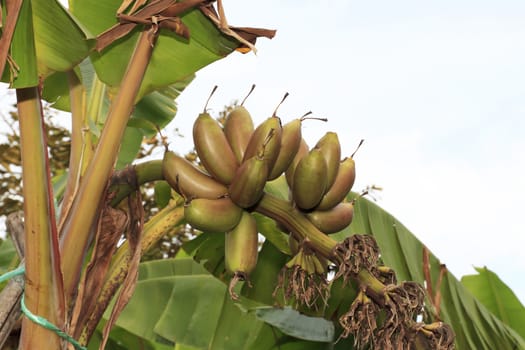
338 291 379 349
273 258 329 309
96 0 205 51
158 17 190 39
333 234 380 284
199 2 276 54
118 0 148 15
70 205 128 337
413 322 456 350
6 211 25 258
423 246 433 298
100 189 144 350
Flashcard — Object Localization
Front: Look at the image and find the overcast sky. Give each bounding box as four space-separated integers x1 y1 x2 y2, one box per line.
169 0 525 302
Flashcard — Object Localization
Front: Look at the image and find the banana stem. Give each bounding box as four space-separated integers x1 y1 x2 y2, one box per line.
59 28 157 311
58 70 86 230
255 193 387 306
16 87 65 349
256 193 443 349
255 193 337 258
109 159 164 206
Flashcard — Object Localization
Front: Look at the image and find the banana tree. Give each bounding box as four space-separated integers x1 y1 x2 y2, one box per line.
2 0 524 350
0 0 273 348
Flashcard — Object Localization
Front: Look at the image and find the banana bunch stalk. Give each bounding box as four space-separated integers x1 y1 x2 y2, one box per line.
160 88 454 349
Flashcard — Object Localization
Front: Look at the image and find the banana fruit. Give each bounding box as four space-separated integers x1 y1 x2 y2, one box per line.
285 138 309 189
162 151 228 199
314 132 341 191
229 151 269 208
184 197 243 232
306 201 355 234
268 115 305 180
223 85 256 163
242 116 282 172
225 211 259 277
193 111 239 184
292 148 328 210
316 156 355 210
242 94 289 172
224 106 255 163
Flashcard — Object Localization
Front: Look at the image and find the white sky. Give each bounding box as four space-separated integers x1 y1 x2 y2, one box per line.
1 1 523 303
168 0 525 302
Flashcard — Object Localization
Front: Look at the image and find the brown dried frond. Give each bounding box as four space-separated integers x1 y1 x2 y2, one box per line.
338 290 379 349
402 281 426 317
411 322 456 350
372 265 398 285
273 252 329 309
373 282 427 349
333 234 380 284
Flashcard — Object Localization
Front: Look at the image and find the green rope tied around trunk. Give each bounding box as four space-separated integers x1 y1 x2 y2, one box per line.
0 267 87 350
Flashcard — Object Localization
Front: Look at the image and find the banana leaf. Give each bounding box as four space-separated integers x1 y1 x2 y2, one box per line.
181 178 525 349
94 258 333 350
1 0 94 87
69 0 265 101
339 192 525 349
461 266 525 340
0 238 16 276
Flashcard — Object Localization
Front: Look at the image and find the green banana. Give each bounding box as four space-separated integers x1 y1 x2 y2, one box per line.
228 135 271 208
242 117 282 171
242 94 288 171
162 150 228 199
268 118 302 180
316 156 355 210
184 197 243 232
292 148 328 210
285 138 309 188
306 201 354 234
225 211 259 277
267 112 308 181
314 132 341 191
224 106 254 163
269 113 328 181
224 85 256 163
193 112 239 185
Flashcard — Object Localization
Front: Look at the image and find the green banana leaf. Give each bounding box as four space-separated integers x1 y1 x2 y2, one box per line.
344 193 525 349
95 258 334 350
181 177 525 349
1 0 94 87
70 0 243 101
42 58 190 169
88 323 172 350
461 266 525 340
0 237 17 276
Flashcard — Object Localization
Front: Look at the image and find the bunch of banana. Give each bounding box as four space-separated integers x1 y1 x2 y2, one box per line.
287 138 363 235
161 87 362 301
159 90 457 350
